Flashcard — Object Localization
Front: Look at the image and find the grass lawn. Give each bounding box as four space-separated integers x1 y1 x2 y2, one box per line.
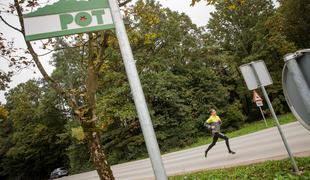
169 157 310 180
167 113 296 153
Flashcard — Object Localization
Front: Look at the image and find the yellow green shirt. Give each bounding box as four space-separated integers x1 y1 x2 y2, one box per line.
206 115 221 124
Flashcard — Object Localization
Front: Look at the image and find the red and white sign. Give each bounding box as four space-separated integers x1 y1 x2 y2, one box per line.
253 90 262 102
253 90 263 106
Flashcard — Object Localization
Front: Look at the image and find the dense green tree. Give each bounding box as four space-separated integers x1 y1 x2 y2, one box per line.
0 81 68 180
207 0 274 56
0 105 13 180
0 105 8 121
278 0 310 48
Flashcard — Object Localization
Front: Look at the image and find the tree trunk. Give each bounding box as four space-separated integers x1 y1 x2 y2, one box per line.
81 33 114 179
82 121 115 180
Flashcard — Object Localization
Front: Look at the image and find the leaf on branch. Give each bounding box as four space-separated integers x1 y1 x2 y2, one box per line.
71 127 85 142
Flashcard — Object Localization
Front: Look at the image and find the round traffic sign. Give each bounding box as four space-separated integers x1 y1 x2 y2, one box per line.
282 49 310 131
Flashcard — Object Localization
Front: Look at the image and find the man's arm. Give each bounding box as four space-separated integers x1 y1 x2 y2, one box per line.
204 117 216 129
204 117 211 127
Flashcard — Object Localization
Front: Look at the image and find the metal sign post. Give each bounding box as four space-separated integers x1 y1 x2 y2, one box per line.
240 61 300 174
108 0 167 179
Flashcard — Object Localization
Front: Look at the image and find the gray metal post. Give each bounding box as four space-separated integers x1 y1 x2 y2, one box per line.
258 106 268 127
260 86 300 174
107 0 167 179
284 53 310 114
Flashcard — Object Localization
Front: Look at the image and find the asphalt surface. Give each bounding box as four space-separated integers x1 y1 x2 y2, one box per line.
59 122 310 180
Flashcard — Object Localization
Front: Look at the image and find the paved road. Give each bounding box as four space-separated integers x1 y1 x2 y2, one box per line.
60 122 310 180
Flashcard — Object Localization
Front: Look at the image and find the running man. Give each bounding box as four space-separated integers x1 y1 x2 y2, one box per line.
204 109 236 158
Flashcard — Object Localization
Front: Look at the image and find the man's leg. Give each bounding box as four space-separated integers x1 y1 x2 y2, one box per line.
218 133 235 154
205 133 219 157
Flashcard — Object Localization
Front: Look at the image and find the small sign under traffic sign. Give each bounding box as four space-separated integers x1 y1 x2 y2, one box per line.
253 90 263 102
256 100 263 107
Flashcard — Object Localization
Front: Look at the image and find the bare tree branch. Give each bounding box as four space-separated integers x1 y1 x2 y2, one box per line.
0 55 13 64
0 15 22 33
38 38 90 57
119 0 132 7
38 45 81 56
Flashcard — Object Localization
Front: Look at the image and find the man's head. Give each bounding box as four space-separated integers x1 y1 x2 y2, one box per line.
210 109 216 116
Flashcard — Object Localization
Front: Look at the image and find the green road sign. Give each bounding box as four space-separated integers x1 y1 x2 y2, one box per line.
24 0 114 41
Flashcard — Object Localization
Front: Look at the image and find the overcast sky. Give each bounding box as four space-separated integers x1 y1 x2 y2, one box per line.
0 0 214 104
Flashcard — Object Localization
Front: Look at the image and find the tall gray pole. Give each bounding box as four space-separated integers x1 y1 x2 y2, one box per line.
260 86 300 174
107 0 167 179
